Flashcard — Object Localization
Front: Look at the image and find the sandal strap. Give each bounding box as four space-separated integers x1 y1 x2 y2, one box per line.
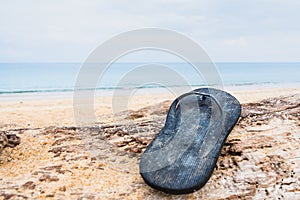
176 91 222 113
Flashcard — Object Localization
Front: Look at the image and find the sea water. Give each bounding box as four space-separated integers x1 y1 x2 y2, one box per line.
0 62 299 95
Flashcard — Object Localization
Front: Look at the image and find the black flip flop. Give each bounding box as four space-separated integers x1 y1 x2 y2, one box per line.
139 88 241 194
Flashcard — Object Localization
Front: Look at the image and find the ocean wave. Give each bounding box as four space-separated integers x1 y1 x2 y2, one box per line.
0 81 294 95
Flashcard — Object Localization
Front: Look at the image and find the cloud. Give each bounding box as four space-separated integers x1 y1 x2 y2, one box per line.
223 37 247 47
0 0 299 62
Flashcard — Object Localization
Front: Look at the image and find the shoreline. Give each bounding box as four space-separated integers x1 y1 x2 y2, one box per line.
0 84 299 128
0 82 300 102
0 85 299 199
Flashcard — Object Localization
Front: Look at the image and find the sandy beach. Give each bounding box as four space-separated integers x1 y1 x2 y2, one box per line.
1 86 300 199
1 0 300 198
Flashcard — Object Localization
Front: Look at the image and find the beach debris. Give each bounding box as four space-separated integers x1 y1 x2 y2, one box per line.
0 131 20 154
239 94 300 127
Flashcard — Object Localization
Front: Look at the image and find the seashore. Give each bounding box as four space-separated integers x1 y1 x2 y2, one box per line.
0 86 299 199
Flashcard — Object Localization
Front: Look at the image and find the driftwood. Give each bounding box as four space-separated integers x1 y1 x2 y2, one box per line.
0 132 20 153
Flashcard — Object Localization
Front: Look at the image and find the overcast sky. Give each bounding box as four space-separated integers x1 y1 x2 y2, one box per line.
0 0 299 62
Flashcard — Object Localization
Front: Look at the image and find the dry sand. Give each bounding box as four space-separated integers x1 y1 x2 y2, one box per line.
0 86 300 199
0 87 299 127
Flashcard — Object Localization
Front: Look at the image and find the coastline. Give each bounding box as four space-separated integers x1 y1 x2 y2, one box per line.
1 81 300 100
0 83 299 127
0 84 300 199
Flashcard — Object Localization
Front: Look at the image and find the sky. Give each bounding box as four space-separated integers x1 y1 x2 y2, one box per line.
0 0 300 62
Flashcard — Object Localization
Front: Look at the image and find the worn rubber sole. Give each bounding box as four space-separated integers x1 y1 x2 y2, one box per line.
139 88 241 194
